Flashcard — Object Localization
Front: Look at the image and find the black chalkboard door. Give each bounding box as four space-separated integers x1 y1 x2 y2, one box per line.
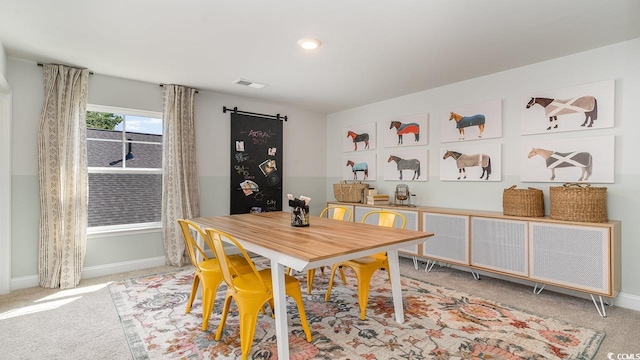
230 113 283 214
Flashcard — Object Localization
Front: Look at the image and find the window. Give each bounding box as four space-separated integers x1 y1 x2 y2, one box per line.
86 105 163 233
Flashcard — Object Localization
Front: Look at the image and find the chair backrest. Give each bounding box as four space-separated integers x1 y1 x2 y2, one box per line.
319 206 352 221
361 210 406 229
178 219 211 268
204 228 270 292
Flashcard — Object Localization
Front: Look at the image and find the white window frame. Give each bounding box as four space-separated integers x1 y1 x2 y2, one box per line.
86 104 163 237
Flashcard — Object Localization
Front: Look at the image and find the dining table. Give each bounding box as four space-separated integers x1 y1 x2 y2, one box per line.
190 211 433 359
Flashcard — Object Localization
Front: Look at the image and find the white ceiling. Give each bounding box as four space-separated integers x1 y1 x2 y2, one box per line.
1 0 639 114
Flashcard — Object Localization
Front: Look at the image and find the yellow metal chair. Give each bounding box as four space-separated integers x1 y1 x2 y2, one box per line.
205 228 312 360
177 219 252 331
302 206 352 294
324 210 406 320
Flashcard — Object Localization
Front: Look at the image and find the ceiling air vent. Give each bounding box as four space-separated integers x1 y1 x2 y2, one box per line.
233 78 267 89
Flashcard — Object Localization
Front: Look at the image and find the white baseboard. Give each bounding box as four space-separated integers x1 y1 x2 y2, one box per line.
10 256 167 291
614 292 640 312
81 256 167 279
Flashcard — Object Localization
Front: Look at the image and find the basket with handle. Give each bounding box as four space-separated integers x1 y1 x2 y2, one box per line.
333 181 369 203
503 185 545 217
549 183 607 222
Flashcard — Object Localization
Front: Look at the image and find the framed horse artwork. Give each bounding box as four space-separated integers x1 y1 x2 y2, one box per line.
440 99 502 143
521 136 614 183
440 143 502 182
342 153 377 181
383 149 428 181
343 122 377 152
383 113 429 147
521 80 614 135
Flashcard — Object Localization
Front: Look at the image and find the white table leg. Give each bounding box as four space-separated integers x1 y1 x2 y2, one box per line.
270 259 290 359
386 249 405 323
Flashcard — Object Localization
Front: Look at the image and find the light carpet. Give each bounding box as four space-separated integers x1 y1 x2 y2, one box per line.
108 267 604 359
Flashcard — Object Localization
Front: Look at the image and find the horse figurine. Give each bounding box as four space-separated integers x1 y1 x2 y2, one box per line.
388 155 420 180
527 148 592 181
449 112 485 140
526 96 598 130
346 131 369 151
389 121 420 145
443 150 491 180
346 160 368 180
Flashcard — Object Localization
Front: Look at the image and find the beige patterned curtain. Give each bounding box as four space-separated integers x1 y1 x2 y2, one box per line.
38 64 90 289
162 84 200 266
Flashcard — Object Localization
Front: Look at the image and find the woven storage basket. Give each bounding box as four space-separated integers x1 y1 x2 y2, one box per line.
549 183 607 223
503 185 545 217
333 181 369 203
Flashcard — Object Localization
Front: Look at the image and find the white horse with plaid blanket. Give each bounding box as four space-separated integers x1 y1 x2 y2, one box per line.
528 148 592 181
526 96 598 130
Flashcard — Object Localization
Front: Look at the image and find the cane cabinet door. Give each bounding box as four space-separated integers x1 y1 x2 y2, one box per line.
421 212 469 266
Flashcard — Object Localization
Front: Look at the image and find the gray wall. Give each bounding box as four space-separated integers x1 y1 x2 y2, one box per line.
7 57 327 284
327 38 640 309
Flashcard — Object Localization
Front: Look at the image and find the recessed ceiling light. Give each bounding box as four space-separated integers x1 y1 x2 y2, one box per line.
297 38 321 50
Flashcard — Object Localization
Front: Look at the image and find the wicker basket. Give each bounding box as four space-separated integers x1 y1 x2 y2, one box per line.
549 183 607 223
503 185 545 217
333 181 369 203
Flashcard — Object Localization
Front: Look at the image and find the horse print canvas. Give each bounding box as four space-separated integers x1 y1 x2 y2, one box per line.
521 80 614 135
521 136 614 183
343 153 376 181
440 143 501 182
383 149 428 181
384 113 429 147
343 122 377 152
440 99 502 143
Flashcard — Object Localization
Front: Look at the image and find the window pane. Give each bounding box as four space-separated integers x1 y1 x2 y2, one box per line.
87 111 123 131
87 138 123 167
88 173 162 227
126 115 163 136
125 142 162 168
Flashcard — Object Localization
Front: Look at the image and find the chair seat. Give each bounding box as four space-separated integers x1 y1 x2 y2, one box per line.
198 254 251 273
232 268 300 293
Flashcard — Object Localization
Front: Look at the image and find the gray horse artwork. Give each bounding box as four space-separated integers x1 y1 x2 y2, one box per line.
388 155 420 180
528 147 592 181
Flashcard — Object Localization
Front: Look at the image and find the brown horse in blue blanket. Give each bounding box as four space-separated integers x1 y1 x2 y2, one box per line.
346 160 368 180
528 148 592 181
443 150 491 180
449 112 485 140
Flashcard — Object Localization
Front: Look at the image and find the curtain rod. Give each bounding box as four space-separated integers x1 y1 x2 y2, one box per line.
37 62 93 75
223 106 288 121
158 84 199 93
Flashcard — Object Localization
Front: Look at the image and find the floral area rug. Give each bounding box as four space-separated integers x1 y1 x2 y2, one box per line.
109 265 604 359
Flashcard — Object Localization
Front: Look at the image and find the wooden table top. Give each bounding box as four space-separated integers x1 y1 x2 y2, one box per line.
191 211 432 263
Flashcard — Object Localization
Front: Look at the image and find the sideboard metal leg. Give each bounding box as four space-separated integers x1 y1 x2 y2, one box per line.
425 259 436 273
590 294 608 317
533 283 545 295
471 270 481 280
412 256 418 270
